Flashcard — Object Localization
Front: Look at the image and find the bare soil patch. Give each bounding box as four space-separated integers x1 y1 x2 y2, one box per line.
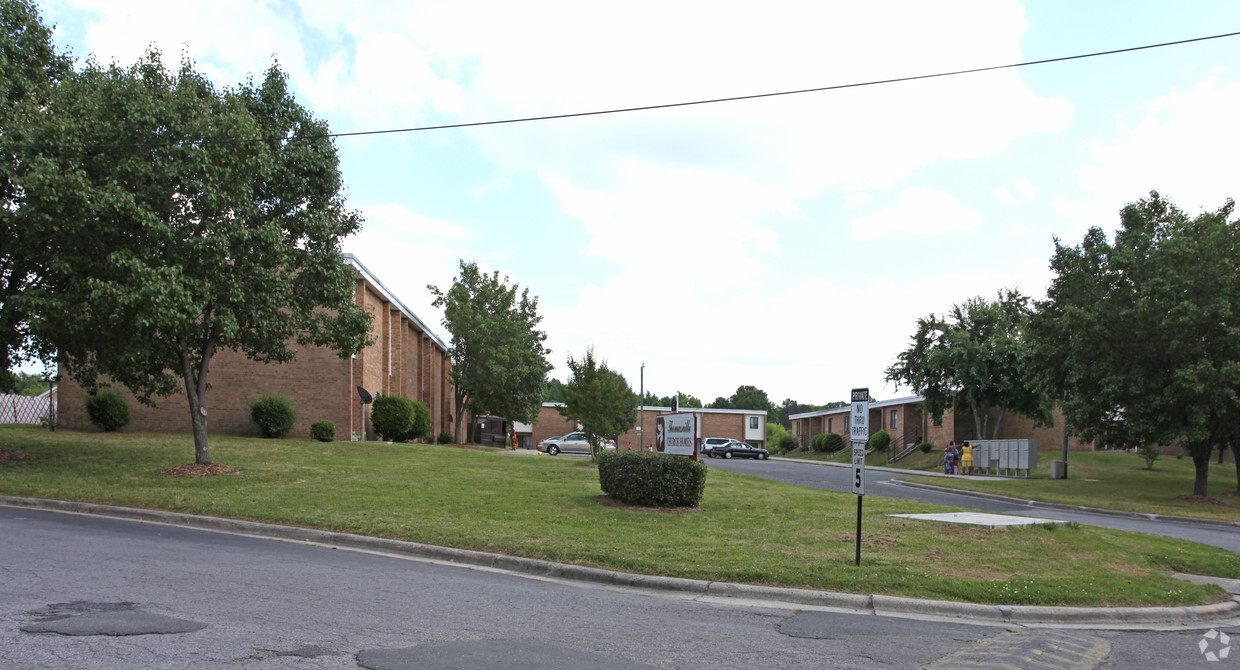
0 447 37 462
162 463 240 478
1171 494 1229 506
594 494 700 514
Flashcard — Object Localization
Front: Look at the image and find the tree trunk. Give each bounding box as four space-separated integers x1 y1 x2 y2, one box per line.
180 345 214 465
1230 438 1240 493
991 402 1007 440
1188 439 1212 497
970 400 984 441
452 391 467 443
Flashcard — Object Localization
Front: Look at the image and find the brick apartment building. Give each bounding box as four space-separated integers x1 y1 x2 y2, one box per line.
789 395 1092 452
58 254 454 441
530 403 767 451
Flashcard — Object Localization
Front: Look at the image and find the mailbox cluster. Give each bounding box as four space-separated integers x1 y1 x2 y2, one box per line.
971 439 1038 477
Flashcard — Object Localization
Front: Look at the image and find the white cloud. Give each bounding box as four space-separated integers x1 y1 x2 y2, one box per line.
1056 70 1240 238
847 187 984 241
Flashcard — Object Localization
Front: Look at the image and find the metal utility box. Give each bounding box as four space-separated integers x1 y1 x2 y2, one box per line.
971 439 1038 477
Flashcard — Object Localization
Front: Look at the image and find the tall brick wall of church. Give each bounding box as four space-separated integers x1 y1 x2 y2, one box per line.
59 272 453 441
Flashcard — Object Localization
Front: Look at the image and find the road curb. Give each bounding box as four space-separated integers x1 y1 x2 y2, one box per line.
3 495 1236 628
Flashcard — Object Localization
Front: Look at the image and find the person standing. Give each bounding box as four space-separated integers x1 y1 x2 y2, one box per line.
944 441 956 474
961 441 974 475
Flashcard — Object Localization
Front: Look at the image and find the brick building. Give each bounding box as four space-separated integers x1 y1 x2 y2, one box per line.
58 254 454 441
789 395 1092 452
530 403 767 451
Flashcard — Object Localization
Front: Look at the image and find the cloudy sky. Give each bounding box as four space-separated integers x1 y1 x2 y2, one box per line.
34 0 1240 406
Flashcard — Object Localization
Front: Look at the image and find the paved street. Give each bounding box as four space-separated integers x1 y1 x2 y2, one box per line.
0 505 1229 669
706 457 1240 553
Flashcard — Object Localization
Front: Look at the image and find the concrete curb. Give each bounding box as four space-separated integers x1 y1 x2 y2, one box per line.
3 495 1236 628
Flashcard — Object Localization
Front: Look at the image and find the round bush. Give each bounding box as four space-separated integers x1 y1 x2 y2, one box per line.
917 440 934 454
811 433 826 452
84 387 131 432
370 394 431 442
779 435 798 453
823 433 844 452
437 431 453 445
248 392 297 438
869 429 891 452
310 420 337 442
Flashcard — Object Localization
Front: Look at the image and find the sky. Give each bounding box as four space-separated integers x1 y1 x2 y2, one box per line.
30 0 1240 407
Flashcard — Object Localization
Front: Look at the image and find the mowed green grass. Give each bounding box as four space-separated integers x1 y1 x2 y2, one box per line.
900 450 1240 522
1 426 1237 607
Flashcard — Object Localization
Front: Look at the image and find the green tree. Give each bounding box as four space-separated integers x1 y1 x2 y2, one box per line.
886 289 1053 440
0 0 72 379
429 260 552 442
559 347 635 459
644 391 702 409
9 51 372 465
543 378 566 403
1028 192 1240 497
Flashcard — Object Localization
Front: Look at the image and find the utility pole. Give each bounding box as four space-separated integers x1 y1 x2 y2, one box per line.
640 363 645 450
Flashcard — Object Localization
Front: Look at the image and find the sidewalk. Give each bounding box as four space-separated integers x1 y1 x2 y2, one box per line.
3 495 1238 630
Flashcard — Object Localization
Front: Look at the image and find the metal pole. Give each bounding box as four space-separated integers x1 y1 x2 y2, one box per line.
855 495 863 566
1061 412 1070 479
640 363 644 449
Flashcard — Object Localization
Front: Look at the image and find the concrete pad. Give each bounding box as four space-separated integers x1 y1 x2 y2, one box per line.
890 512 1068 529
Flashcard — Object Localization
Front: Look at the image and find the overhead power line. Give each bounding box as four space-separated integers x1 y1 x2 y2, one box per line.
6 30 1240 152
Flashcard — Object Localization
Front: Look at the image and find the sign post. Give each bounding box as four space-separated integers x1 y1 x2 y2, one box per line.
850 388 870 566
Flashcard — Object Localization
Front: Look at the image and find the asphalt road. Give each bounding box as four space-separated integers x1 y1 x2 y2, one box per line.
704 457 1240 553
0 506 1218 669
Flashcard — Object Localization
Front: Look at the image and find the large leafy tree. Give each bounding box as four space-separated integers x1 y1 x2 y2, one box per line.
560 347 635 459
9 50 372 464
1028 192 1240 497
0 0 72 389
886 288 1053 440
429 260 552 442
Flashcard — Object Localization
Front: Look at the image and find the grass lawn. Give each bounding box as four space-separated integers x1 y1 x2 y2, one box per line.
2 426 1238 607
900 450 1240 522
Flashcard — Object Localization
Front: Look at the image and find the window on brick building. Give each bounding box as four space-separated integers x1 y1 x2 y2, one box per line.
828 417 833 433
890 409 898 429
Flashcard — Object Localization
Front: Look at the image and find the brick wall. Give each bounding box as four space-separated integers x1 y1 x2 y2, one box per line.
58 265 453 442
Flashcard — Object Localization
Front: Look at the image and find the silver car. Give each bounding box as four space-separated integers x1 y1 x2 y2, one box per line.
538 432 615 456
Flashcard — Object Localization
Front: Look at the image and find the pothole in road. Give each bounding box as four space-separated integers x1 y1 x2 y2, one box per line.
356 638 660 670
21 600 207 636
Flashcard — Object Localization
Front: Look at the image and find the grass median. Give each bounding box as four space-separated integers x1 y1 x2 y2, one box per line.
2 426 1238 607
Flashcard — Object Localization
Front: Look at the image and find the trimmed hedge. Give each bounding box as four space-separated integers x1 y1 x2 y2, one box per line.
823 433 844 452
248 392 297 438
371 394 432 442
869 429 891 451
84 387 131 432
437 431 453 445
597 451 707 508
310 420 337 442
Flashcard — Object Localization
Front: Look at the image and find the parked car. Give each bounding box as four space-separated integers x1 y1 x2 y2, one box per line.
701 437 732 456
707 439 769 460
538 432 616 456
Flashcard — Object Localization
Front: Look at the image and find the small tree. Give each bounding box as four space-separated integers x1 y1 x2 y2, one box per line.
1138 443 1161 470
559 347 635 460
371 394 430 442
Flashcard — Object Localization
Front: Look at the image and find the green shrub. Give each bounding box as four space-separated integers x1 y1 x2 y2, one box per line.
766 423 793 453
310 420 337 442
1138 443 1161 470
869 429 891 451
917 440 934 454
248 392 297 438
370 394 432 442
823 433 844 452
437 431 453 445
810 433 826 452
84 387 131 432
779 435 799 452
597 451 707 508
